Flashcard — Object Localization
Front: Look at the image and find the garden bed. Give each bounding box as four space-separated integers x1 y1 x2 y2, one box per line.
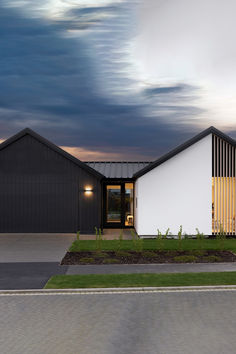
61 250 236 265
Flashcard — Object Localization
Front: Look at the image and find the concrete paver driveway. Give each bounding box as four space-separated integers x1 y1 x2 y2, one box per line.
0 289 236 354
0 234 75 262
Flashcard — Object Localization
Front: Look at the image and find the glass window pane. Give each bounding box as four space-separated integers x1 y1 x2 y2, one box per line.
125 183 134 226
106 185 121 223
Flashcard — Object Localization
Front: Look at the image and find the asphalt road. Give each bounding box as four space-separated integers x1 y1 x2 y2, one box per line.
0 289 236 354
0 263 68 289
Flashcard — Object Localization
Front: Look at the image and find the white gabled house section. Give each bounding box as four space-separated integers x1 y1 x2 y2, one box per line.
135 134 212 236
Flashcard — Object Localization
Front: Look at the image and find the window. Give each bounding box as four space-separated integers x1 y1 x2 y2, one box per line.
106 185 121 223
125 183 134 226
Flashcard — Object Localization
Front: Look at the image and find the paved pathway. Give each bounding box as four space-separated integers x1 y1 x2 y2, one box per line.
80 228 133 240
0 289 236 354
67 262 236 274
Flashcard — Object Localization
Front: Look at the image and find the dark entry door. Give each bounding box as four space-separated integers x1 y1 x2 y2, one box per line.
103 183 134 228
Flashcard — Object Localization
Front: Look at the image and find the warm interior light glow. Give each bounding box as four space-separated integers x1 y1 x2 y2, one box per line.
125 183 134 227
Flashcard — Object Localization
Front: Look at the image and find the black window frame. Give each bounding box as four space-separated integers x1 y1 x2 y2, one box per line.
102 179 134 229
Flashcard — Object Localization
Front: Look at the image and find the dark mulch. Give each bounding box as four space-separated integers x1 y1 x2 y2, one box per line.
61 250 236 265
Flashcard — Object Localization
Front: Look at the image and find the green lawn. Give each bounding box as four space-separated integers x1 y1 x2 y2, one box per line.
45 272 236 289
69 238 236 252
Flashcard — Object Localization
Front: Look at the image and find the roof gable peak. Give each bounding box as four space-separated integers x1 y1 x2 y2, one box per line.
134 126 236 178
0 128 104 179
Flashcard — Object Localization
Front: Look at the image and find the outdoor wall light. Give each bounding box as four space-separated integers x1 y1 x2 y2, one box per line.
84 186 93 196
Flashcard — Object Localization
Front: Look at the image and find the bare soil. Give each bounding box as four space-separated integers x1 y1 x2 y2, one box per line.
61 250 236 265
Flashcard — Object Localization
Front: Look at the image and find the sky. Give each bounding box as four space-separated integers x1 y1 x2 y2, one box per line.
0 0 236 161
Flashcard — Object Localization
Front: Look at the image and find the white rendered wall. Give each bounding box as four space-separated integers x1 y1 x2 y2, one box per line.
135 135 212 236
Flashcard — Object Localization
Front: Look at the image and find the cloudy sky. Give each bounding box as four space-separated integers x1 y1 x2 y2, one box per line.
1 0 236 160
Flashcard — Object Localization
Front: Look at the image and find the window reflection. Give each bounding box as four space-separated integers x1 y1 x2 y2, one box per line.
106 185 121 223
125 183 134 227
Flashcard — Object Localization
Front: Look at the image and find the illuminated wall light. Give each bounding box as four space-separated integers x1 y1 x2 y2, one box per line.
84 185 93 196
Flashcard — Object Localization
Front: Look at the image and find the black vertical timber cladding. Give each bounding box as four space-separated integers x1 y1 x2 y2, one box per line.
233 147 236 177
227 143 229 177
212 134 236 178
0 134 102 233
212 135 214 177
218 137 220 176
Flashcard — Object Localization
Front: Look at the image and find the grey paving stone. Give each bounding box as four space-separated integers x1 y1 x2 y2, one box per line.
0 234 75 262
67 262 236 275
0 291 236 354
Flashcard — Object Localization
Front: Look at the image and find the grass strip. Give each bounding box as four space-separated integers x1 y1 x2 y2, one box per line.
69 239 236 252
45 272 236 289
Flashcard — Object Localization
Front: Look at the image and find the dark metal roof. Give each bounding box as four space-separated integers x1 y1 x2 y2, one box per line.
134 126 236 179
85 161 151 178
0 128 104 179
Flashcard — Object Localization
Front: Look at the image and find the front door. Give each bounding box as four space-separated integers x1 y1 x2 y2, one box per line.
103 183 134 228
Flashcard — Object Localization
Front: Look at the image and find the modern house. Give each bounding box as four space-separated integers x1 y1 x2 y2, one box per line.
0 126 235 236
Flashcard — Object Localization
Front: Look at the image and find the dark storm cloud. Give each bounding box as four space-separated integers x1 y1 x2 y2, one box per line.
0 2 203 159
144 85 185 96
66 5 118 17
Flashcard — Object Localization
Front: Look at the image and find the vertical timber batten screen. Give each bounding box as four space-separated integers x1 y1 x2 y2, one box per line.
212 135 236 235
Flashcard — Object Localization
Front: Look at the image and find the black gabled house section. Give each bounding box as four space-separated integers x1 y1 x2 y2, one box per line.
0 128 104 233
0 128 104 180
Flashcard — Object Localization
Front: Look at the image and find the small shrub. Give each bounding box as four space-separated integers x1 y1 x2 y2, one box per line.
216 225 226 250
173 255 197 263
156 229 163 250
136 236 143 252
131 229 137 251
80 257 95 264
103 258 119 264
202 255 222 262
76 231 80 250
165 250 176 257
183 233 189 240
163 228 170 239
95 227 104 252
131 230 143 252
117 229 124 251
99 228 104 251
178 225 183 250
196 228 204 249
115 251 132 258
143 251 157 258
94 252 108 259
95 227 98 250
191 250 206 257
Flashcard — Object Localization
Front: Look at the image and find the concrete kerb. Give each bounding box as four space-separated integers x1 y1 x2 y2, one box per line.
0 285 236 296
